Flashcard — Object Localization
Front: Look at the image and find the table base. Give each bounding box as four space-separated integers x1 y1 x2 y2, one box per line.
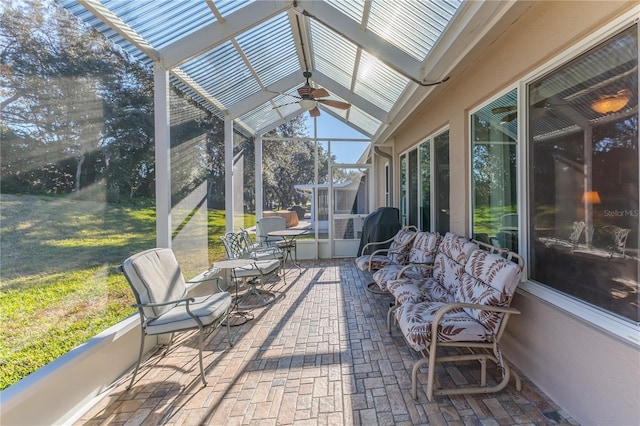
223 311 254 327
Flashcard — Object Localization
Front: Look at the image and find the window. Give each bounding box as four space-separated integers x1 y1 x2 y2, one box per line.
471 89 518 252
434 130 450 234
528 25 638 323
420 140 431 229
400 131 448 231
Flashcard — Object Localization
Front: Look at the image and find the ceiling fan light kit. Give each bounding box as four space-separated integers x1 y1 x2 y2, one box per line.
591 89 631 114
275 70 352 117
299 98 316 110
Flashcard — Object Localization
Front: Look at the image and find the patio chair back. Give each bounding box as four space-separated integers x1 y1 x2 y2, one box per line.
123 247 187 319
257 217 287 246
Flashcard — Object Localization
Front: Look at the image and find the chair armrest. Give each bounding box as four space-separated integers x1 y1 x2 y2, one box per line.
360 236 396 256
132 297 196 309
431 302 520 336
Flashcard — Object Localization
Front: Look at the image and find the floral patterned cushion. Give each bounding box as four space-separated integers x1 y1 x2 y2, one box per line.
355 254 392 271
396 301 493 352
372 263 433 292
354 227 416 272
432 233 478 295
388 278 454 305
407 232 441 264
387 228 417 264
455 250 522 333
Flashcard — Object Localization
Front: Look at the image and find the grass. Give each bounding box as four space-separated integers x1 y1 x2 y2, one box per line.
0 194 239 390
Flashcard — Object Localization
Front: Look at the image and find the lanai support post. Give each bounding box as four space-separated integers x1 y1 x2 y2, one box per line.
225 116 235 233
154 65 172 249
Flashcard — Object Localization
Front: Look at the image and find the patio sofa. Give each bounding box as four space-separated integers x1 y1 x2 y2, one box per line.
388 232 524 400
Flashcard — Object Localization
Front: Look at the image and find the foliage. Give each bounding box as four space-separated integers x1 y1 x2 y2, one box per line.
0 194 233 390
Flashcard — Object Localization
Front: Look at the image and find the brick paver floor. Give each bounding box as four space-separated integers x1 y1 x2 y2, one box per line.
75 259 578 425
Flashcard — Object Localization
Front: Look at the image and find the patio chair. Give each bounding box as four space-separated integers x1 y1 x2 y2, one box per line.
395 247 524 400
355 226 418 293
220 231 280 308
371 231 441 294
120 248 233 389
256 216 295 248
239 228 284 262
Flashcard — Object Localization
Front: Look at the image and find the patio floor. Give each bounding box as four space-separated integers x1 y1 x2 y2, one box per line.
75 259 579 425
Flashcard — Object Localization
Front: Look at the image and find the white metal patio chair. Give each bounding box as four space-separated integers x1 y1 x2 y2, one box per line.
120 248 233 389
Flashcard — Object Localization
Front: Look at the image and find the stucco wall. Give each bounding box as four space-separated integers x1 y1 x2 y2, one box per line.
390 1 639 424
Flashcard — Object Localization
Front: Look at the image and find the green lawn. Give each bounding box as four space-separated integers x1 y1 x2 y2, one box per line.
0 194 239 390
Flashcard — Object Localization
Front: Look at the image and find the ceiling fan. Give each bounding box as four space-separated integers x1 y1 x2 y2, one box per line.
276 71 351 117
491 105 517 123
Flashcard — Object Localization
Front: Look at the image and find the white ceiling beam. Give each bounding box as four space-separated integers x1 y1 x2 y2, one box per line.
170 68 227 113
312 72 388 123
77 0 159 60
160 0 291 69
227 72 303 119
294 0 423 82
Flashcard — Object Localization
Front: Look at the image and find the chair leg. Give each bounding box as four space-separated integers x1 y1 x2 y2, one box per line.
197 327 207 386
127 327 146 390
387 302 399 333
225 308 234 347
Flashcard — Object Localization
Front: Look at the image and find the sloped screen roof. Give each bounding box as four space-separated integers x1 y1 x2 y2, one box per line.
58 0 465 138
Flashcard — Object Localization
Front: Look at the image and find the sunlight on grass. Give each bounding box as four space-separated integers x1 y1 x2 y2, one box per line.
0 194 238 390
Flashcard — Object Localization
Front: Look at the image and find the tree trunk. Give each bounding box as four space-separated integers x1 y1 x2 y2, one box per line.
75 154 85 192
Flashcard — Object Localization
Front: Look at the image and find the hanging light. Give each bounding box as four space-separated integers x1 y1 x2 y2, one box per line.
591 89 631 114
581 191 601 204
299 98 316 110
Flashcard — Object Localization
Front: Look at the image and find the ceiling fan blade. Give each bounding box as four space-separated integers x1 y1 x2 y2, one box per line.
297 85 312 97
500 112 518 123
318 99 351 110
309 106 321 117
311 87 329 98
492 105 516 114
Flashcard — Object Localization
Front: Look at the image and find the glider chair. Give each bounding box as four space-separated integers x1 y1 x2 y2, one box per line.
386 232 478 332
120 248 233 389
355 225 418 293
395 247 524 401
371 231 441 294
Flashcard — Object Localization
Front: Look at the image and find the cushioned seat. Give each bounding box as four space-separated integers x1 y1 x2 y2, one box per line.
371 231 440 292
121 248 233 389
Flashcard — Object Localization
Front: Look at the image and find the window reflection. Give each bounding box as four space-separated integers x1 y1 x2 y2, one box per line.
529 25 639 322
471 89 518 252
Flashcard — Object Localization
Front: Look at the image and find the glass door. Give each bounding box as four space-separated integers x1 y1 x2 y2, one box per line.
329 165 373 257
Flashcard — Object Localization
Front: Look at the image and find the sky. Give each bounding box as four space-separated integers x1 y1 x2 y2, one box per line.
303 112 370 164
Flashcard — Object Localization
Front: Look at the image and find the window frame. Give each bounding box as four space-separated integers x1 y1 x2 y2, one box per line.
516 9 640 345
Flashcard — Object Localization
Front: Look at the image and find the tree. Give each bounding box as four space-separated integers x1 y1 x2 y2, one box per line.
0 0 155 200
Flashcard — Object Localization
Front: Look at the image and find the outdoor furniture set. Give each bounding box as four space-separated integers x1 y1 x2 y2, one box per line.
356 230 524 401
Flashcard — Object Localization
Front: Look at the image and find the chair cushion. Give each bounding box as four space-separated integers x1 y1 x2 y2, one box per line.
396 301 493 352
355 254 393 272
146 291 232 335
388 277 454 305
232 259 280 278
432 234 478 296
387 228 417 264
122 248 188 319
373 264 432 292
407 232 440 264
456 250 521 333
